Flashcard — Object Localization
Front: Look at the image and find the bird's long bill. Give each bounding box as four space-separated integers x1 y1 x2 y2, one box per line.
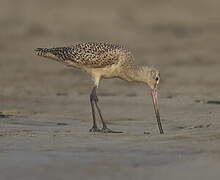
151 89 164 134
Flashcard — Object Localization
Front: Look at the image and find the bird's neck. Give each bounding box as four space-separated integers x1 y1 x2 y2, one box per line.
124 65 151 84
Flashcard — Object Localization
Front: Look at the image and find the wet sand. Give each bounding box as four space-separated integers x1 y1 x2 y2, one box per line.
1 0 220 179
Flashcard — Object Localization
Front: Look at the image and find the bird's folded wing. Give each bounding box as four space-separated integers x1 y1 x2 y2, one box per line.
35 42 127 68
72 51 120 68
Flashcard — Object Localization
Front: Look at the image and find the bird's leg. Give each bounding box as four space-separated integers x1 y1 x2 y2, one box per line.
89 86 101 132
92 86 123 133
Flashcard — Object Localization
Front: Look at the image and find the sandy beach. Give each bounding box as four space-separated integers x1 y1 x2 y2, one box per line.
1 0 220 179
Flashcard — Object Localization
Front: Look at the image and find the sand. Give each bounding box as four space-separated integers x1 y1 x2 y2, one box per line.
1 0 220 179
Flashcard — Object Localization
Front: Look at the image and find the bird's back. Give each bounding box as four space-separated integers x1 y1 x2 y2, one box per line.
34 42 132 68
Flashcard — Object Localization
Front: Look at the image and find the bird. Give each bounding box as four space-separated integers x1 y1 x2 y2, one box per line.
34 42 164 134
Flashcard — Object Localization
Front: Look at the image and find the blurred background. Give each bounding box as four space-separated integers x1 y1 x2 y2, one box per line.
0 0 220 98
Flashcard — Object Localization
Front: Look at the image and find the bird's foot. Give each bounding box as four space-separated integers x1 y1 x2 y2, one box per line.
89 126 101 132
101 127 123 133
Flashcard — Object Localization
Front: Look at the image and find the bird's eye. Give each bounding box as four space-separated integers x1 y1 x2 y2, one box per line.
155 77 159 81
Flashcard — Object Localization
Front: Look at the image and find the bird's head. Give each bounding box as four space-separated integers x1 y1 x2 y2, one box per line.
147 68 160 90
140 66 160 90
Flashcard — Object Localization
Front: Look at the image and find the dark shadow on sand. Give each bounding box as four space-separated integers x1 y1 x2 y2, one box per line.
207 101 220 105
0 113 12 118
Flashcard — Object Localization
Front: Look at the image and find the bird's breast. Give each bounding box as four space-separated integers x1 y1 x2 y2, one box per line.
85 64 120 79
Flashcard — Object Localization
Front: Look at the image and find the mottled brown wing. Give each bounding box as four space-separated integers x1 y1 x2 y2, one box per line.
77 51 120 68
35 43 125 68
64 43 122 68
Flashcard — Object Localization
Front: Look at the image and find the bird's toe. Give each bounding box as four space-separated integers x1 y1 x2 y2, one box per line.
89 126 101 132
101 127 123 133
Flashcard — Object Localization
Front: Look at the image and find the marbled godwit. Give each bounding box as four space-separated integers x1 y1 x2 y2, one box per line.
34 42 164 134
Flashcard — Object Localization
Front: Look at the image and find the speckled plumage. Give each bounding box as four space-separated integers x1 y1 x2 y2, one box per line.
35 42 132 68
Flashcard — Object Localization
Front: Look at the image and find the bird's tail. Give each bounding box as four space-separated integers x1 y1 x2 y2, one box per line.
34 47 70 62
34 47 56 59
